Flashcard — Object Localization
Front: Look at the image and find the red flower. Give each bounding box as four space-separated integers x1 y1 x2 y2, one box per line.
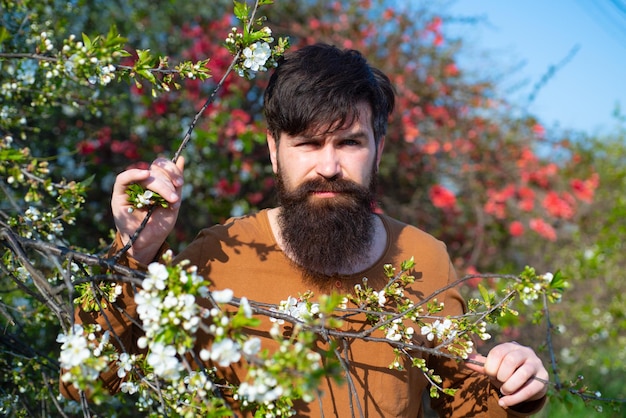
77 140 98 155
543 191 574 219
153 100 168 116
484 185 515 219
225 109 251 137
532 123 545 138
430 184 457 210
570 173 599 203
508 221 524 237
216 178 241 197
529 218 557 241
444 63 459 77
517 186 535 212
464 265 482 288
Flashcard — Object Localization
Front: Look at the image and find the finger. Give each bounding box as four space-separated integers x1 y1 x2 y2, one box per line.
498 360 537 395
175 155 185 179
482 342 523 380
144 158 184 203
498 355 549 395
153 157 184 182
113 168 151 196
498 376 548 408
465 353 488 374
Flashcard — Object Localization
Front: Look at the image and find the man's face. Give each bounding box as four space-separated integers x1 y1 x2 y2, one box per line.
268 102 385 281
267 102 384 200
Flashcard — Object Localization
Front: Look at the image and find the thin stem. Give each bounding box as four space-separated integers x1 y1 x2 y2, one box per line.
542 292 562 390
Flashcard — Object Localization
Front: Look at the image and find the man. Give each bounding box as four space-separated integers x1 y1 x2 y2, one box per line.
62 43 548 416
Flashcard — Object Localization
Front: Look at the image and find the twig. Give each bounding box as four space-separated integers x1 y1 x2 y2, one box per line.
542 292 562 390
113 0 262 260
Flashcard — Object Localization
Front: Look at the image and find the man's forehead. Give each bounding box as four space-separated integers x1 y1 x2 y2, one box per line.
297 104 373 139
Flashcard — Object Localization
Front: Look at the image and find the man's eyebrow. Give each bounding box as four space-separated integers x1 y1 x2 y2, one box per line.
289 129 369 142
339 131 368 140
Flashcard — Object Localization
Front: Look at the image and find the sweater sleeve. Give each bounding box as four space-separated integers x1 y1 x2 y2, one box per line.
428 262 546 417
59 233 168 400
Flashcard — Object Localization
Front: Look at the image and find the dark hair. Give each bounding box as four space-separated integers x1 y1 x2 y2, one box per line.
263 43 395 144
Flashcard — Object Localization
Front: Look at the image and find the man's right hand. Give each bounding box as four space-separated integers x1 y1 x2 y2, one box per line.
111 157 185 264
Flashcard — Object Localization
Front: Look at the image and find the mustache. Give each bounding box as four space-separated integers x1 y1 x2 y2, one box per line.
292 178 366 196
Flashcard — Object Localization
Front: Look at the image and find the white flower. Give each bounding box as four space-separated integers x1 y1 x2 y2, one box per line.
147 343 181 380
421 319 454 342
238 370 283 403
25 206 41 221
385 324 403 341
135 189 154 207
240 296 253 318
57 325 90 369
116 352 135 378
542 272 554 283
143 263 168 291
135 292 162 335
242 337 261 356
242 42 272 72
120 381 139 394
212 288 234 304
210 338 241 367
185 371 212 396
377 290 387 307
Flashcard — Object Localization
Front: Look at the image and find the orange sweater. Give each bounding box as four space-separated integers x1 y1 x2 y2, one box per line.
61 209 544 417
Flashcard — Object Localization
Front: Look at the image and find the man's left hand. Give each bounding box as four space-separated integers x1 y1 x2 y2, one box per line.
466 342 549 408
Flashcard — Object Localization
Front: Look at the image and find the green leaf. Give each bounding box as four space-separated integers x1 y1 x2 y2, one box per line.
400 256 415 271
233 1 249 20
478 283 491 305
79 174 96 188
0 149 26 162
550 270 566 290
81 33 92 49
0 27 11 46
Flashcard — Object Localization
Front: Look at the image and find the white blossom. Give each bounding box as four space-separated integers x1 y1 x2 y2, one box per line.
212 288 234 304
377 290 387 307
242 42 272 72
210 338 241 367
143 262 168 291
420 318 454 342
116 352 136 378
135 189 154 208
147 342 181 380
240 296 253 318
56 325 90 369
242 337 261 356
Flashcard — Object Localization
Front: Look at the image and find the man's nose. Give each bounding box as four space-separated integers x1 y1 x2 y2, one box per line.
316 146 341 179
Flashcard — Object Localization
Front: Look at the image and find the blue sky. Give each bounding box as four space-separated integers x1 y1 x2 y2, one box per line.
445 0 626 134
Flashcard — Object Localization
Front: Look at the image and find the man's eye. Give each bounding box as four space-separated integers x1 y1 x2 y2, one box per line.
297 141 319 147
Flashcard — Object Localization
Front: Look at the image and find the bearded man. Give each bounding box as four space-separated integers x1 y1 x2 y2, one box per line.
61 43 548 417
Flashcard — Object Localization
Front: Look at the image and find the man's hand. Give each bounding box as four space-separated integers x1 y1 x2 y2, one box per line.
111 157 185 264
465 342 549 408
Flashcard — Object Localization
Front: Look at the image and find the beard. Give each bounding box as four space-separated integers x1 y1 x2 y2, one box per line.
276 168 378 283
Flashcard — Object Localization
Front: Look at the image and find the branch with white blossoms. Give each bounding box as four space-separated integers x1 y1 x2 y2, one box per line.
0 26 212 97
118 0 289 260
225 0 289 80
1 134 91 243
5 221 610 415
57 323 117 404
243 261 562 401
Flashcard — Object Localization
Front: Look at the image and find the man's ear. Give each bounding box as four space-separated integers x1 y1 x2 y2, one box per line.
267 131 279 174
375 136 385 170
